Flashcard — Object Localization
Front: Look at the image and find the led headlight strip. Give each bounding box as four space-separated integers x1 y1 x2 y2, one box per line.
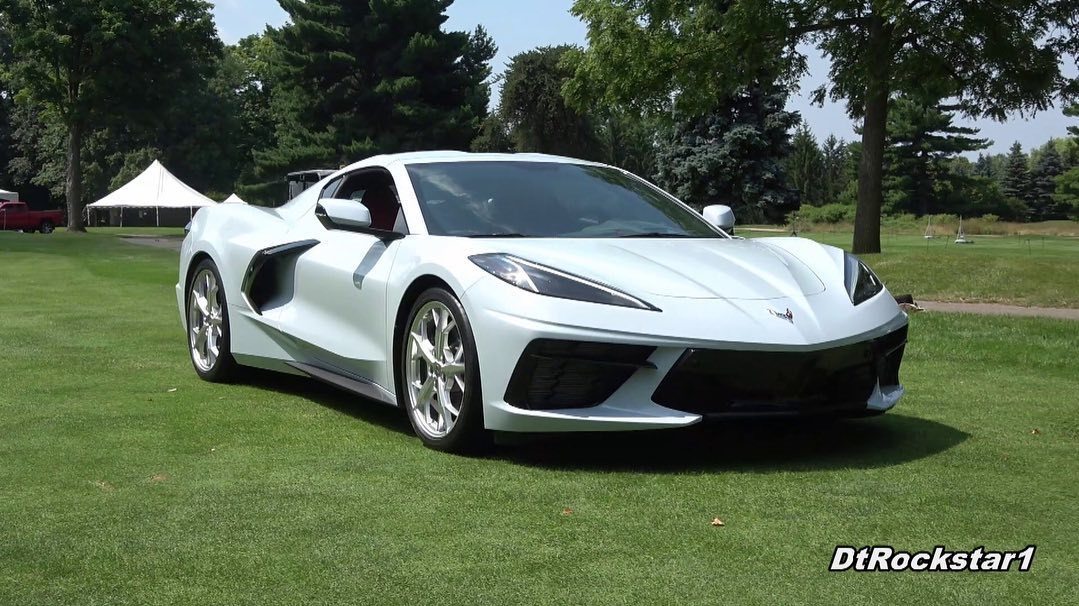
470 253 660 311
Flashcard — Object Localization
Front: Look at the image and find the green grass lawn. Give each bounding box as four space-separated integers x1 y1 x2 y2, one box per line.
2 231 1078 605
744 229 1079 308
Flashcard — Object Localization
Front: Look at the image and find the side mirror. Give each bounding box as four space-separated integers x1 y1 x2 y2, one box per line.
317 198 371 229
702 204 735 232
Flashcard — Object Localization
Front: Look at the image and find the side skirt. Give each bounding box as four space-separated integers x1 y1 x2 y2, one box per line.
286 361 399 407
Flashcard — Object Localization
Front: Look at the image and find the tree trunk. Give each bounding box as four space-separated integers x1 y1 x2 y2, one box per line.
65 119 86 232
852 17 893 254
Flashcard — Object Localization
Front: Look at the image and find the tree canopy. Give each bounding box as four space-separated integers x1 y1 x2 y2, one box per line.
0 0 220 230
500 45 602 159
566 0 1079 252
247 0 495 201
654 82 798 221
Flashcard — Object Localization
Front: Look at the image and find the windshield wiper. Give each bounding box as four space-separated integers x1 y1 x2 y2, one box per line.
616 232 695 238
468 232 531 238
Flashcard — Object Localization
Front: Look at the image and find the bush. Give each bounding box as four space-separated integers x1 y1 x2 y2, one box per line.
794 203 857 224
882 213 920 230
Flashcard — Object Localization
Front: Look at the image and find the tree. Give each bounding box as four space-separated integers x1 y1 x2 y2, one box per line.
974 154 1000 180
566 0 1079 253
471 114 515 153
0 21 16 192
1063 104 1079 167
1001 142 1034 212
1 0 220 231
594 110 658 178
884 98 988 215
820 135 851 205
787 122 825 206
1066 104 1079 139
500 45 602 159
1030 145 1067 219
654 82 798 222
250 0 495 200
1054 167 1079 219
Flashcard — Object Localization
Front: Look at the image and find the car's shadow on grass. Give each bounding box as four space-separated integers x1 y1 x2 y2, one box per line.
493 415 969 473
242 370 967 473
242 369 412 435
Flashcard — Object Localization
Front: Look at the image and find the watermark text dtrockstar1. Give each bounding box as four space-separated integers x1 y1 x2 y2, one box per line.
829 545 1036 572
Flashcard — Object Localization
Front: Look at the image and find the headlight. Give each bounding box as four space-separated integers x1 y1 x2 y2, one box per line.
470 253 659 311
844 253 883 305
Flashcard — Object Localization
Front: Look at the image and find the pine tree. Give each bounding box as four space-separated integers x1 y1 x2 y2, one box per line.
1002 143 1033 209
654 82 798 222
820 135 850 205
1030 145 1066 219
787 122 825 206
250 0 495 199
883 98 988 215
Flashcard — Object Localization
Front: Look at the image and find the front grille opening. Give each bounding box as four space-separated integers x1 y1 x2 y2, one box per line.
505 340 656 410
652 326 908 416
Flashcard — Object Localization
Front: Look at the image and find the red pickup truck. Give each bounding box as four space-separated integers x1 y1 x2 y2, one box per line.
0 201 64 233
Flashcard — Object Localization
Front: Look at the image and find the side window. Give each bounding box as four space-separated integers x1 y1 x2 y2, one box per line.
320 176 344 200
322 168 406 232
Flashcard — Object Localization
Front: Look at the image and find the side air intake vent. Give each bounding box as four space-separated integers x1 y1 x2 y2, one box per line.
241 240 319 314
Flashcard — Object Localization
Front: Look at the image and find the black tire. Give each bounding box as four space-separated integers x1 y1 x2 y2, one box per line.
397 287 488 453
186 259 240 382
39 221 54 234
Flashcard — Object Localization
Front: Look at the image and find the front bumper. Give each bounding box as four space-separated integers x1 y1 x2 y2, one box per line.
465 279 909 433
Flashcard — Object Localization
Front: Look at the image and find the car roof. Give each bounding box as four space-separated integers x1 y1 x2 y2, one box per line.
338 151 607 172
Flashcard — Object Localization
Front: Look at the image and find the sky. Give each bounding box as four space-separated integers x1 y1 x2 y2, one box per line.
211 0 1076 155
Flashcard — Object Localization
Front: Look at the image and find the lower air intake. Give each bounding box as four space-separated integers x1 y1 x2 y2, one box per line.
504 339 656 410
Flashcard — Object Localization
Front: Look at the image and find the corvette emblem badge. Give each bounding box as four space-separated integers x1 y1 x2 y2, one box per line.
769 308 794 323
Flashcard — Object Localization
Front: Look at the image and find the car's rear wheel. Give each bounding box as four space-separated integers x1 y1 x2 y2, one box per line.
39 221 54 234
187 259 239 382
399 288 487 453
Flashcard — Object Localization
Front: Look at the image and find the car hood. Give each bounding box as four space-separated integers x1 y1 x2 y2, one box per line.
478 238 828 300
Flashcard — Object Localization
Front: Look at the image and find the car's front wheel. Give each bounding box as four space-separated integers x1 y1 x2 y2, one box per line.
187 259 239 382
399 288 487 453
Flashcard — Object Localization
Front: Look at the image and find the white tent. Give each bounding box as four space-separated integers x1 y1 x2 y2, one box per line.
0 189 18 202
222 193 248 205
87 160 217 226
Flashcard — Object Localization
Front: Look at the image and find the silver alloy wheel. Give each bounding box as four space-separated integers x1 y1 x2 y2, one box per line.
406 301 467 439
188 268 224 372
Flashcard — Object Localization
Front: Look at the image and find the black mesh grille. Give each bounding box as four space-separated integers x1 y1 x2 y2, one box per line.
652 325 908 416
505 340 656 410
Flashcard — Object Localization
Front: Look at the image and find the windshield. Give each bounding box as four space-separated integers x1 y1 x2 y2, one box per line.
405 161 723 238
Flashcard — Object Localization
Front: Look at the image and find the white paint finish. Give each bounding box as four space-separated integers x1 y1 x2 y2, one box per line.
177 151 908 433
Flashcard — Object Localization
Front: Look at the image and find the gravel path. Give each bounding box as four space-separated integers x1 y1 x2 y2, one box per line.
917 301 1079 321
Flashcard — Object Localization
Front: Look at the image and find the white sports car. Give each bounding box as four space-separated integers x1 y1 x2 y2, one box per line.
177 151 908 452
